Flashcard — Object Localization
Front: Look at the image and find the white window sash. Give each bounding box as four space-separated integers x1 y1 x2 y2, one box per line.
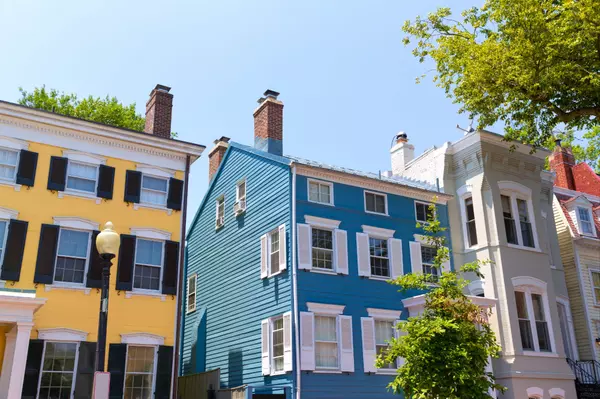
187 274 197 313
364 191 388 215
140 174 169 207
66 161 99 194
37 341 80 399
133 238 164 292
54 228 92 286
0 148 19 182
123 345 158 397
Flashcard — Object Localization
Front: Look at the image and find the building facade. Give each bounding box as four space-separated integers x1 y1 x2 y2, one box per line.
181 91 455 399
549 144 600 373
0 85 204 398
392 131 576 399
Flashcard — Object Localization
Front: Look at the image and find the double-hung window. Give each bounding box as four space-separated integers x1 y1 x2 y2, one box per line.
375 320 395 369
134 239 163 291
421 245 439 281
262 312 292 375
517 199 534 247
66 161 98 193
499 183 538 249
592 271 600 305
578 207 594 235
312 228 333 270
187 274 197 313
0 148 18 182
269 230 281 275
369 237 389 278
315 315 338 369
38 341 78 398
515 291 534 350
261 225 286 278
309 180 333 205
365 191 387 215
271 317 284 373
501 195 518 245
124 345 156 399
215 196 225 228
464 197 478 247
55 229 91 285
235 180 247 214
140 174 168 207
415 201 434 224
514 280 553 353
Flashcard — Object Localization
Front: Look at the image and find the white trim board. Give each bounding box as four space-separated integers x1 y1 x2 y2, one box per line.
120 332 165 346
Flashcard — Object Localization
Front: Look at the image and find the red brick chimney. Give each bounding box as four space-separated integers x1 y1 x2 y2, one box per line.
254 90 283 156
145 84 173 139
208 137 230 181
548 139 576 190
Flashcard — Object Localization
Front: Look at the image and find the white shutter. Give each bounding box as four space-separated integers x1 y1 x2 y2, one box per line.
389 238 403 278
283 311 293 372
441 246 451 274
339 315 354 372
361 317 376 373
334 229 349 275
297 224 312 270
279 224 287 271
395 320 406 368
409 241 422 275
261 319 271 375
260 234 268 278
300 311 315 370
357 233 371 277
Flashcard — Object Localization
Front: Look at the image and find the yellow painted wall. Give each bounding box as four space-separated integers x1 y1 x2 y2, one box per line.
0 140 183 365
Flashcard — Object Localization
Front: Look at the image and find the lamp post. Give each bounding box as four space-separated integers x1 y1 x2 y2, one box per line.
95 222 120 372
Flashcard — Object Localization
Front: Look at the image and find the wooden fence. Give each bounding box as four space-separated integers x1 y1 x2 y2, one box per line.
177 369 249 399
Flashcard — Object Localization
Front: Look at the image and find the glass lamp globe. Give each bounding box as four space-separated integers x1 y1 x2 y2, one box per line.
96 222 120 256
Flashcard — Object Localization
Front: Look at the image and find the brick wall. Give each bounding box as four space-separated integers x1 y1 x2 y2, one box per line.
253 98 283 142
145 85 173 139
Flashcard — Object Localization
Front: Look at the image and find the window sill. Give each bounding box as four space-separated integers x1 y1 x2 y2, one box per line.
125 291 167 301
269 371 288 376
307 199 335 207
58 190 102 204
463 245 482 252
45 284 92 295
522 351 558 358
376 369 397 375
133 203 173 215
0 180 22 192
368 276 392 282
312 370 343 374
268 270 287 278
365 210 389 217
507 243 540 253
309 268 339 276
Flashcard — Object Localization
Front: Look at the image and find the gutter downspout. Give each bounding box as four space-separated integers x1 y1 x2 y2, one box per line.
291 164 301 399
172 154 191 398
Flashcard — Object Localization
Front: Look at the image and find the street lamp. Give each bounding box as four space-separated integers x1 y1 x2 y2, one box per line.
95 221 120 372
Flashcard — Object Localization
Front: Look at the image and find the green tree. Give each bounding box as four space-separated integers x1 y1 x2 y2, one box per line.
377 202 505 398
402 0 600 154
18 86 146 132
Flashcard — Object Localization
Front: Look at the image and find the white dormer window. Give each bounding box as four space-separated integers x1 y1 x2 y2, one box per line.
578 207 594 235
0 148 19 182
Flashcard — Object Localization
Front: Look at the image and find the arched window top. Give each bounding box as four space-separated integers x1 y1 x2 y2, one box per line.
526 386 544 398
457 183 474 198
498 180 532 197
512 276 547 292
468 279 485 297
549 387 565 399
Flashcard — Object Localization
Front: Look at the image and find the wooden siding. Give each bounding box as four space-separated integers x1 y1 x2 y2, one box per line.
579 245 600 360
182 146 293 391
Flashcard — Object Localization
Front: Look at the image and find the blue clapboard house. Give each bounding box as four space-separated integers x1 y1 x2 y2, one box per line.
180 91 452 399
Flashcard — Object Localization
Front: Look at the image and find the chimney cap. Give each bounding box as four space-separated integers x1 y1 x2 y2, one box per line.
153 84 171 93
554 137 562 148
214 136 231 145
264 89 280 99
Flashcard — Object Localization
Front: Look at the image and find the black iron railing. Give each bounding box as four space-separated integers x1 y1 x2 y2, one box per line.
568 358 600 384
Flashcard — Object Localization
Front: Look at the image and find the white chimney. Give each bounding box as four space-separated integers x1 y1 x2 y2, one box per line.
390 132 414 175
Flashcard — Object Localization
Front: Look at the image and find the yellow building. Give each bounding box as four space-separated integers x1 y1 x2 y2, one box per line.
0 85 204 399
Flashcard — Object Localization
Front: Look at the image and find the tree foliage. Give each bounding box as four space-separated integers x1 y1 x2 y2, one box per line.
18 86 146 132
402 0 600 152
377 202 505 398
544 128 600 173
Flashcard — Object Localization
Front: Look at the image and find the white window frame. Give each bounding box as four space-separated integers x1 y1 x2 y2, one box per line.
133 165 174 211
0 146 20 184
187 274 197 314
367 308 402 375
133 238 165 293
369 236 391 279
302 216 343 275
123 344 159 399
512 276 557 357
526 387 544 399
270 316 285 375
65 160 99 196
215 195 225 228
590 269 600 306
308 179 334 206
36 340 81 399
311 227 335 272
307 303 345 372
420 244 440 281
414 200 434 224
577 206 595 236
268 229 282 276
235 179 247 215
140 173 170 207
0 218 10 271
53 228 93 288
556 296 578 361
498 181 539 251
364 191 388 216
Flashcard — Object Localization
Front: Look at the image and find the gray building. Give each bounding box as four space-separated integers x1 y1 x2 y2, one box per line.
388 130 576 399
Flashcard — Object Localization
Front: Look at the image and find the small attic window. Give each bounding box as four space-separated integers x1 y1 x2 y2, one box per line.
578 207 594 235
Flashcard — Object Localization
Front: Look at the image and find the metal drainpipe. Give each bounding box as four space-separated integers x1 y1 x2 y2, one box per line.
291 164 301 399
172 154 191 398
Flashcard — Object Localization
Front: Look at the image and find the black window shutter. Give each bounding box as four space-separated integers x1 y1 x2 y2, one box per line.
47 156 68 191
34 224 60 284
108 343 127 399
16 150 38 187
1 220 28 281
21 339 44 399
124 170 142 203
97 165 115 200
116 234 136 291
74 341 96 399
166 178 184 211
155 345 174 399
162 241 180 295
86 230 102 288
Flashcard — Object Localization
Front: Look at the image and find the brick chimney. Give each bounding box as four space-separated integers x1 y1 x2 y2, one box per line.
548 139 576 190
254 90 283 156
390 132 415 175
208 137 230 181
145 84 173 139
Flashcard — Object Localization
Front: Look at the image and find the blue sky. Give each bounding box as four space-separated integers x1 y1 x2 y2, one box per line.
0 0 484 223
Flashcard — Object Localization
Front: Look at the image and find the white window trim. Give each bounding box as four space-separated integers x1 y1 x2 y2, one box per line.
310 226 336 273
526 386 544 398
305 215 341 229
0 219 9 273
130 227 171 241
362 225 395 239
307 178 334 206
549 387 565 399
556 296 578 361
589 269 600 306
235 179 247 215
457 183 480 250
0 136 28 151
64 160 100 197
267 228 284 277
512 276 557 356
37 327 88 342
576 206 595 237
133 238 165 294
269 316 286 375
307 302 345 316
136 164 175 179
367 308 402 320
498 181 539 250
0 146 20 185
364 190 388 216
0 207 18 220
215 195 225 229
63 150 106 166
53 227 93 289
53 217 99 231
123 344 159 399
121 332 165 345
309 305 344 372
138 173 170 209
414 200 434 224
37 340 80 399
187 274 197 314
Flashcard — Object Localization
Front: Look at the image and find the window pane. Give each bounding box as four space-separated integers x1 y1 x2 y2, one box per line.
141 189 167 206
237 182 246 199
375 195 386 213
142 176 168 192
0 221 6 250
467 220 478 247
369 238 389 277
319 184 331 203
309 182 320 202
134 265 161 290
54 257 86 283
39 342 77 399
272 318 284 372
57 230 89 258
315 316 337 341
366 193 375 211
312 229 333 250
579 207 591 221
136 239 163 266
315 342 338 368
0 149 18 166
69 162 96 179
531 294 545 322
125 345 155 399
416 203 426 221
67 176 96 192
537 321 552 351
501 195 512 216
375 320 394 345
0 165 16 180
515 291 528 319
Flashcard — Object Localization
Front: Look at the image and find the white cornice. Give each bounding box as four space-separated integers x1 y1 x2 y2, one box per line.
366 308 402 320
53 217 99 230
0 206 18 220
62 150 106 165
136 164 175 178
130 227 171 240
362 225 395 239
121 332 164 345
304 215 341 229
307 302 345 316
38 327 88 342
0 135 28 150
512 276 547 290
295 164 450 205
